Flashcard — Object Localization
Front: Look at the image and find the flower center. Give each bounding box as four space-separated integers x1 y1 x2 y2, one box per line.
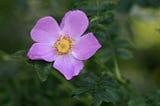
55 36 72 55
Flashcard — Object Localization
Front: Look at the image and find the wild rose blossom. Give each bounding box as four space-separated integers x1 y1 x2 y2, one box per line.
27 10 101 80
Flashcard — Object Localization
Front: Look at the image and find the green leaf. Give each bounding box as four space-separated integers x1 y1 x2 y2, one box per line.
98 90 117 104
90 16 100 23
35 63 51 82
145 90 160 106
12 50 28 61
0 50 28 61
100 75 119 88
97 49 112 63
27 60 52 82
128 99 146 106
78 73 98 85
116 48 133 59
72 87 90 98
93 94 103 106
113 39 130 47
13 50 27 57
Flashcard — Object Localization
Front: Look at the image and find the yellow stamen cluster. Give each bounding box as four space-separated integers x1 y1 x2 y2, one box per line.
54 36 72 55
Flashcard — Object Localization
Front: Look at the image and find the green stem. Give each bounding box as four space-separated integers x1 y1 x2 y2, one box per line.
93 0 100 33
94 55 113 76
108 34 125 83
96 0 100 17
94 0 123 83
113 54 125 83
93 0 137 97
107 36 138 96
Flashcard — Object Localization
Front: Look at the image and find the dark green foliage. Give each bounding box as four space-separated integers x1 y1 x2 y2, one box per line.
72 0 135 105
118 0 160 13
74 0 133 68
146 90 160 106
0 0 160 106
10 0 133 105
13 50 52 82
128 90 160 106
128 98 147 106
72 73 132 106
73 73 119 106
27 60 52 82
0 50 52 82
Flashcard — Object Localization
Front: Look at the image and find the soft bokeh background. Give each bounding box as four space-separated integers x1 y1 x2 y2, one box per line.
0 0 160 105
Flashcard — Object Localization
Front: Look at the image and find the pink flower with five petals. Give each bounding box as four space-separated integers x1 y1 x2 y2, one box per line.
27 10 101 80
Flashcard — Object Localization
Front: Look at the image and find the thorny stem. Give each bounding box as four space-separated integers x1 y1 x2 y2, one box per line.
95 0 123 83
108 33 137 96
108 34 125 83
93 0 137 97
95 0 125 84
113 54 124 83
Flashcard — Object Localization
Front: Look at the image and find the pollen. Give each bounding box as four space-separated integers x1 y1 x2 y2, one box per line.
54 36 72 55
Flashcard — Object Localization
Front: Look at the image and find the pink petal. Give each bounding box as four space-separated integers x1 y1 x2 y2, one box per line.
53 54 84 80
31 16 60 43
27 43 57 62
72 33 101 60
60 10 89 39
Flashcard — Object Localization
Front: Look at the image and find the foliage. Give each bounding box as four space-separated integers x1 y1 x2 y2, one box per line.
0 0 160 106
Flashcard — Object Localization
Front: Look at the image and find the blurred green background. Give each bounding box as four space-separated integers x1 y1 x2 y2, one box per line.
0 0 160 106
